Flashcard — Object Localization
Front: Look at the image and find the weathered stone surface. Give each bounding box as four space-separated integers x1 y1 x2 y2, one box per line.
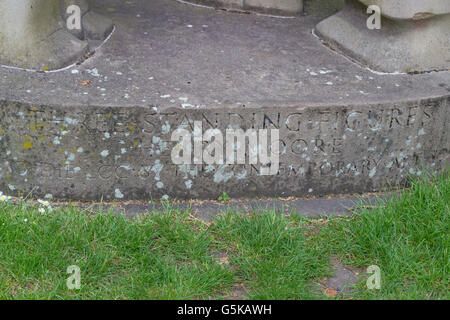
1 98 447 201
305 0 344 19
82 11 114 40
245 0 303 15
61 0 90 39
182 0 303 15
61 0 90 19
316 0 450 73
0 0 448 201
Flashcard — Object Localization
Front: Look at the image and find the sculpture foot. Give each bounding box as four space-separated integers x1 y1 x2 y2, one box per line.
315 0 450 73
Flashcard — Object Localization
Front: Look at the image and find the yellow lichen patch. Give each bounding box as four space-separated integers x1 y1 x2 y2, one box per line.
128 125 135 131
106 113 112 119
24 141 32 149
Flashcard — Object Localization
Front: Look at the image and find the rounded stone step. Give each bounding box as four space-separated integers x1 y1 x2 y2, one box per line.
0 0 448 201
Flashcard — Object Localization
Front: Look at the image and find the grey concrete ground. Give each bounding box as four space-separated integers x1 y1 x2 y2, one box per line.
0 0 448 201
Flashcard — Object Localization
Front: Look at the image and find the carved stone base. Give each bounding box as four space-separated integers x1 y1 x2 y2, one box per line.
0 0 448 201
315 0 450 73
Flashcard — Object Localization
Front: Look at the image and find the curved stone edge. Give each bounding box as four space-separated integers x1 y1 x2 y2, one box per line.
0 95 448 202
178 0 304 16
315 0 450 73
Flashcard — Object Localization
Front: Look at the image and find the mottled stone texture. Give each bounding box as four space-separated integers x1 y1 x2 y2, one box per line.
0 0 113 70
183 0 303 15
0 99 448 201
316 0 450 73
0 0 448 201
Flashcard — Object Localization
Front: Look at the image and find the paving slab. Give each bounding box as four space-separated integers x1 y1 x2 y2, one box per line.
74 192 386 221
320 257 362 297
0 0 448 201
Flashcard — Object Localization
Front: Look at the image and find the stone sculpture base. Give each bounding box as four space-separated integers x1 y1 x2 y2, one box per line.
315 0 450 73
0 0 448 201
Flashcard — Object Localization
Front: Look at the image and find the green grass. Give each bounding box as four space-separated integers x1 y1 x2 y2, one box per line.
212 211 329 299
0 169 448 299
0 206 233 299
320 170 449 299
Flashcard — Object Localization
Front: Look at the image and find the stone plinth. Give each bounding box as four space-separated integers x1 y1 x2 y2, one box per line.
0 0 448 201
